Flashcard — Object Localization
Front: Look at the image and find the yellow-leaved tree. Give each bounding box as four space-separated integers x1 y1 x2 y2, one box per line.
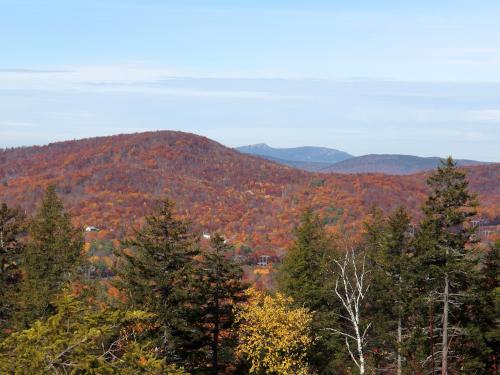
235 288 314 375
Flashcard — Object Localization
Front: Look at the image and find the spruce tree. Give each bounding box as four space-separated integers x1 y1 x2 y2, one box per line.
463 240 499 372
278 208 345 373
17 186 83 327
0 290 188 374
412 157 479 374
0 203 26 334
116 198 201 368
193 233 248 374
365 206 413 374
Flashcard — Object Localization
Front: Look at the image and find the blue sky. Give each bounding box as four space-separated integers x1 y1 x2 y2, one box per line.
1 0 499 160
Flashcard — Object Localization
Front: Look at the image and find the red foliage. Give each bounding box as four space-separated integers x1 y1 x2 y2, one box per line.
1 131 499 253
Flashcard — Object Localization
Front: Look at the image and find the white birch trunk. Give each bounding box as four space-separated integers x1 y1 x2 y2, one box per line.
328 249 370 375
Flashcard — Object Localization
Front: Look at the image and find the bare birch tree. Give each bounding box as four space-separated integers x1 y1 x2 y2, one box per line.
327 248 371 375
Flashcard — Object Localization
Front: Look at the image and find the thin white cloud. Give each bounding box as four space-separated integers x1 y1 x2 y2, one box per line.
0 64 312 100
468 109 500 122
448 58 500 67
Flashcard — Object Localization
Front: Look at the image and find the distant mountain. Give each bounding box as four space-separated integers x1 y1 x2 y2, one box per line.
236 143 353 164
236 144 487 174
321 154 488 175
246 154 334 172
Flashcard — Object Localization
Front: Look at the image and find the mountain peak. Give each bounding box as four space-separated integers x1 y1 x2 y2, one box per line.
239 143 272 150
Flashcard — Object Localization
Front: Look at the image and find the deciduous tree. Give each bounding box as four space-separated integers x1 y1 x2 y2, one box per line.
235 289 314 375
327 248 371 375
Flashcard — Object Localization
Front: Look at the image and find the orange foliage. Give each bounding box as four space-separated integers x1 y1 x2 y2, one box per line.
0 131 498 255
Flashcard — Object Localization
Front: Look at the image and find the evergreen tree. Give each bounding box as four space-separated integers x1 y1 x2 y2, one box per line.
365 207 413 374
278 208 345 373
17 186 83 327
463 240 499 373
193 233 248 374
0 203 26 334
0 290 188 374
412 157 479 374
278 208 332 305
116 198 201 368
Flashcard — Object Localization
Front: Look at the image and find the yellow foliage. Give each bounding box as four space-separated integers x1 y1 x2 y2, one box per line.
235 288 314 375
253 267 270 275
83 242 91 253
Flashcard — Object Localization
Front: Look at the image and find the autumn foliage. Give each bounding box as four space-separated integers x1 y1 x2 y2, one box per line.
1 131 498 254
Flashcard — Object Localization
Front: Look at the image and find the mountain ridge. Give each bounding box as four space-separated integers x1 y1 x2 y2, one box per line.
237 143 488 174
1 131 498 253
321 153 488 174
236 143 353 164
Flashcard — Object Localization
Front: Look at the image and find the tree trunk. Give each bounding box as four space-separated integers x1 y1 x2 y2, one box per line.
430 303 435 374
441 273 449 375
397 265 403 375
397 315 402 375
212 296 220 375
355 322 365 374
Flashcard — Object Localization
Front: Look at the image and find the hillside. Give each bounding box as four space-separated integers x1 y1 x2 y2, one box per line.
237 143 352 164
1 131 499 256
322 154 487 174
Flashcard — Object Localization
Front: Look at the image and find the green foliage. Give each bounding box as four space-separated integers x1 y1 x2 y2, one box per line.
365 206 413 372
17 186 84 328
278 208 333 310
192 234 248 373
322 206 343 225
88 239 115 257
462 240 500 372
0 202 26 334
116 199 201 368
1 160 497 373
411 157 481 372
310 178 325 187
277 208 344 373
0 290 187 374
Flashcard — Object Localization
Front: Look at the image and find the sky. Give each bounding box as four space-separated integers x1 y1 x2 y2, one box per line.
1 0 499 161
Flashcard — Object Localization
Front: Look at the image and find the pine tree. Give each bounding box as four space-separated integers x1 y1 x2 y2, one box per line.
365 207 413 374
116 198 201 368
17 186 83 327
463 240 499 373
0 289 188 374
278 208 332 306
412 157 479 374
277 208 345 373
0 203 26 334
193 233 248 374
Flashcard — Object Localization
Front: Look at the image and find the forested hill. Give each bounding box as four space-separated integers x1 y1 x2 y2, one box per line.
321 154 487 174
1 131 499 252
